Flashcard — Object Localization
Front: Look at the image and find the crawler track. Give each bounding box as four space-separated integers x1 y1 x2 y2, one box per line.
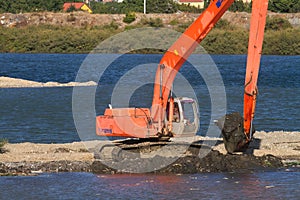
93 138 211 161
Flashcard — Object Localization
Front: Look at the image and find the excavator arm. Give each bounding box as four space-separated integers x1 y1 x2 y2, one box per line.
151 0 235 123
215 0 269 153
244 0 269 141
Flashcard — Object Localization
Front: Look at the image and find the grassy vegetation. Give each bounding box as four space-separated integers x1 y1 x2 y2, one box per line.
0 24 121 53
0 139 8 153
0 17 299 55
123 12 136 24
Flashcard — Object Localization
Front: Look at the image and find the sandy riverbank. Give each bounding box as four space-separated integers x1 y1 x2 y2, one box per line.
1 131 299 163
0 131 299 175
0 76 97 88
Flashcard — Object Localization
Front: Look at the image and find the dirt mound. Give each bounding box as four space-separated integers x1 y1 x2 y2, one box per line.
91 148 283 174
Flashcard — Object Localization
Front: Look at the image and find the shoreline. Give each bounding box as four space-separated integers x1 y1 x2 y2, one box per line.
1 131 299 175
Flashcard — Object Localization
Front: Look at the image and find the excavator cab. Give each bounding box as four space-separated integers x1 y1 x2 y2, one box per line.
166 97 199 137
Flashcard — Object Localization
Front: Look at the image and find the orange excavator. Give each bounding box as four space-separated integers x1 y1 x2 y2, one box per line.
96 0 269 153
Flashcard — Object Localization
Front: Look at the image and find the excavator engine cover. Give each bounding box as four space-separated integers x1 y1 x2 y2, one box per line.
216 112 252 153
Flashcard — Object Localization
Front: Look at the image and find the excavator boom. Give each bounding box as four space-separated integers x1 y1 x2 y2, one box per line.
97 0 236 138
151 0 235 122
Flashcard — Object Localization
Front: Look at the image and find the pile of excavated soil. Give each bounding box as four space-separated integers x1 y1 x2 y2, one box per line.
0 131 299 175
0 76 97 88
91 148 283 174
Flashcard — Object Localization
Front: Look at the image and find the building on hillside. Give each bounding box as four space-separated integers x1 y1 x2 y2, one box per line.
63 2 93 13
176 0 204 9
83 0 101 4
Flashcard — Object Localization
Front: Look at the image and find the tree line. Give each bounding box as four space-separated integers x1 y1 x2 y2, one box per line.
0 0 299 14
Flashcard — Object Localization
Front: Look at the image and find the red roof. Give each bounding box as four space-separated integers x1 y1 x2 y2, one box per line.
179 0 204 2
63 3 85 11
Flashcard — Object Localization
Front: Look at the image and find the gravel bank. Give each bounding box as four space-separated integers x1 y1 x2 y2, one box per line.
0 131 299 175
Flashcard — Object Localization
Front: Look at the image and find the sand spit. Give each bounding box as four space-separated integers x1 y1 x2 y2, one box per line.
0 131 299 175
0 76 97 88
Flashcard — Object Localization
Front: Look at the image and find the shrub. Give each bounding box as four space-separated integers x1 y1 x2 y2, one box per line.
169 19 179 26
215 19 234 30
148 18 163 27
0 139 8 153
175 21 193 32
266 17 292 31
263 28 300 55
103 21 119 30
123 12 136 24
140 17 164 28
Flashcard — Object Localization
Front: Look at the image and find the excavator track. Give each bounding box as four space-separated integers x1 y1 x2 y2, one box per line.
93 139 211 162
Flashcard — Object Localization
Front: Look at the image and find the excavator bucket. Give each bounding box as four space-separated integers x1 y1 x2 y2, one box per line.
215 113 249 153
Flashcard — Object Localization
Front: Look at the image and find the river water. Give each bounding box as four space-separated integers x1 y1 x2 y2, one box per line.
0 54 299 199
0 53 299 143
0 170 300 199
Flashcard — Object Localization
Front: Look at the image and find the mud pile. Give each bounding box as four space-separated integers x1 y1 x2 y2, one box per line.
91 146 283 174
0 149 283 175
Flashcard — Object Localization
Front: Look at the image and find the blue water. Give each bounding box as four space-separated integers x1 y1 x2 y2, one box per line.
0 54 299 199
0 53 299 143
0 169 299 199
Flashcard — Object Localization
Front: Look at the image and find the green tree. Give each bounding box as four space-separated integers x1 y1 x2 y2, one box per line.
67 5 77 13
269 0 300 13
91 0 200 14
229 0 250 12
203 0 210 10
